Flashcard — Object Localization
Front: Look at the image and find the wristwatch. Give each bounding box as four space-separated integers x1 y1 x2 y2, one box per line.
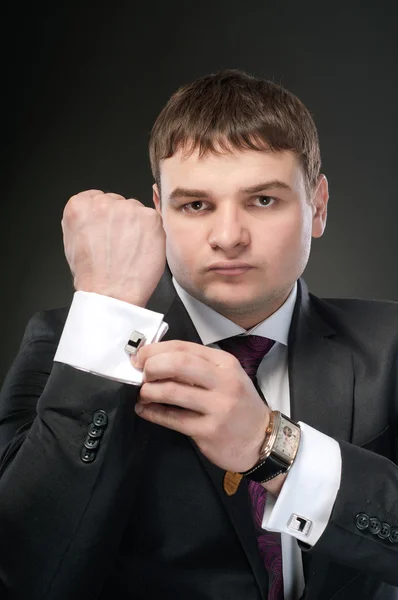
241 411 301 483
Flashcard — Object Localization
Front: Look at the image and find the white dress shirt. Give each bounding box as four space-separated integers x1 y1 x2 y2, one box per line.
54 280 342 600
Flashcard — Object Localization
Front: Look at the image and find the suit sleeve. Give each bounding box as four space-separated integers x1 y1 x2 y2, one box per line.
0 309 145 600
298 432 398 586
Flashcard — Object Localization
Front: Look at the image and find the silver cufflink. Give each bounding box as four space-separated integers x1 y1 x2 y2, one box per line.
287 513 312 536
125 331 146 356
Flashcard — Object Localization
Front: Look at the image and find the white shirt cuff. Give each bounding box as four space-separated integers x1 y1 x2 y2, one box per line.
262 422 341 546
54 291 168 385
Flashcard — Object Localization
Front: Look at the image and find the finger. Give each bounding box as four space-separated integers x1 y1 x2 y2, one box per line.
126 197 145 207
91 192 126 203
133 340 229 369
140 380 211 413
80 189 104 197
103 192 126 201
135 401 203 436
65 190 105 212
142 352 218 389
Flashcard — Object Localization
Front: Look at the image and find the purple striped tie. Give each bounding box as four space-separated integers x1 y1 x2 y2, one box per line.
218 335 284 600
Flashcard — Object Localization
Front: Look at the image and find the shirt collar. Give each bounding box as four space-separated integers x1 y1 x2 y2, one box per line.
172 278 297 346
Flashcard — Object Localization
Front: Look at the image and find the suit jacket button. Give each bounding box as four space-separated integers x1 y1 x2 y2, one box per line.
81 447 96 463
369 517 381 535
84 435 100 450
378 522 391 539
355 513 370 530
93 410 108 428
389 527 398 543
88 423 104 439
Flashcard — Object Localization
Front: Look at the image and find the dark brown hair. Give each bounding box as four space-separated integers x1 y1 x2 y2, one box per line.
149 69 321 195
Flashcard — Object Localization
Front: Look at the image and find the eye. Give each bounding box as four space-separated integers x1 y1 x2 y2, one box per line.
252 195 275 207
181 201 209 213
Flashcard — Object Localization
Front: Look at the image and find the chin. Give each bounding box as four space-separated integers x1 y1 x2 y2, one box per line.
202 288 261 313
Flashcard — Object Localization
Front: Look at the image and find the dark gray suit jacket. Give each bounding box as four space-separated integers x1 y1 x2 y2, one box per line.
0 274 397 599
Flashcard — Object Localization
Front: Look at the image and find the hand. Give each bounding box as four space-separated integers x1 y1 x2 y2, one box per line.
62 189 166 306
133 340 271 473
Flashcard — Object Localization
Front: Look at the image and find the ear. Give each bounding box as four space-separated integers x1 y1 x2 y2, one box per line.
153 184 161 215
311 174 329 239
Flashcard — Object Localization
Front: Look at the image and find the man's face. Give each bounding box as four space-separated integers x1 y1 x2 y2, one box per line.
153 146 328 328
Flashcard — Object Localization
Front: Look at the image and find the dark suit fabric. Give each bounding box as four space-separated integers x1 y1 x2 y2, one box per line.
0 275 397 600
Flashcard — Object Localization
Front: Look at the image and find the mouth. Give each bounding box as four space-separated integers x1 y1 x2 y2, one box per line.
207 263 253 276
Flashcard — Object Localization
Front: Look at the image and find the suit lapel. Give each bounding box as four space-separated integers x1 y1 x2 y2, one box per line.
146 269 269 598
289 280 355 600
289 279 354 440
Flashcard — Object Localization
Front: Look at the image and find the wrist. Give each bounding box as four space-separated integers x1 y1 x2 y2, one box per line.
261 473 287 497
74 284 149 308
242 409 272 472
240 411 301 484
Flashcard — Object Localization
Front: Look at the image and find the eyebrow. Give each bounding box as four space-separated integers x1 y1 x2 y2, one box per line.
168 180 292 201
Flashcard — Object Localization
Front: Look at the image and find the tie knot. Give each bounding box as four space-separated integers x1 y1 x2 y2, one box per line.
218 335 274 381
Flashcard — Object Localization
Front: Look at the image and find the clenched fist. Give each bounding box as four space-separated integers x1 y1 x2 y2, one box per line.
62 189 166 307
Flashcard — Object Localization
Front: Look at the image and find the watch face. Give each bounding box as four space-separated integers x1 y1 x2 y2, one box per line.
274 415 300 461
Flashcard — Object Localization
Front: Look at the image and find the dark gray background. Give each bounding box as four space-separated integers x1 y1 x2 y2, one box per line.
1 0 397 379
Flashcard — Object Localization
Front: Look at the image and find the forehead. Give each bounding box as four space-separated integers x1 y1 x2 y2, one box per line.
159 146 306 197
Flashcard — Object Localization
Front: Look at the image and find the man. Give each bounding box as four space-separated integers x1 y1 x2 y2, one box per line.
0 69 397 600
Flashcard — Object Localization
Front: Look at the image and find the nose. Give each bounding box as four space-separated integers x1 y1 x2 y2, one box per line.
208 205 250 252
